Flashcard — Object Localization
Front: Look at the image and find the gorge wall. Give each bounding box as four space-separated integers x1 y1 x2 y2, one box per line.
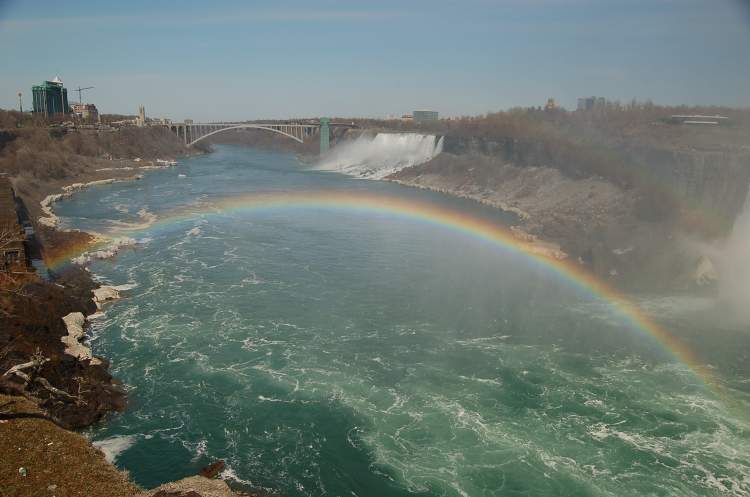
391 133 750 291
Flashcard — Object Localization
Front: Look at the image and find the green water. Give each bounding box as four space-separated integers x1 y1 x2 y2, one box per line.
55 145 750 497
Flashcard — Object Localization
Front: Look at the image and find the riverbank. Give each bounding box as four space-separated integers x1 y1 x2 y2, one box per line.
0 123 253 496
1 157 190 428
387 147 750 291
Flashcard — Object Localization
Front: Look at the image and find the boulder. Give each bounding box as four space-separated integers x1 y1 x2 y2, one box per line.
93 286 120 305
199 460 225 479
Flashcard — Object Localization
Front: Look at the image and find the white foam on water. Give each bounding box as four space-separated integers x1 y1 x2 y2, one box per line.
71 237 138 265
92 435 137 464
220 466 255 487
315 132 443 179
108 207 157 232
241 272 264 285
111 282 138 292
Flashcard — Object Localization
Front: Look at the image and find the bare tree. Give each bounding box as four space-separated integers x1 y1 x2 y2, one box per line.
0 225 21 252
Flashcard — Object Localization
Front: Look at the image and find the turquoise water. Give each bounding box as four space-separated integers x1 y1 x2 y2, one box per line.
55 146 750 497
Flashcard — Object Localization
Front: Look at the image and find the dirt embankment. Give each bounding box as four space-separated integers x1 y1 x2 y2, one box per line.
0 125 201 223
0 393 139 497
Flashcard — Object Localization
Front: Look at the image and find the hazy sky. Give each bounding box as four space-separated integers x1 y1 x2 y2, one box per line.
1 0 748 121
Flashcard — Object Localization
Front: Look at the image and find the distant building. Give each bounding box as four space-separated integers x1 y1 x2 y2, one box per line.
71 103 99 122
135 105 146 127
577 96 606 112
32 76 70 117
413 110 438 123
544 98 558 111
401 114 414 121
669 114 729 126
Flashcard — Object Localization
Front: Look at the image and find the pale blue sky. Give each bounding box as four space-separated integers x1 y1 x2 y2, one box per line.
1 0 748 121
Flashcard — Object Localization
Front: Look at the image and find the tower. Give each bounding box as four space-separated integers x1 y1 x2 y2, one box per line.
319 117 330 154
136 105 146 127
18 92 22 113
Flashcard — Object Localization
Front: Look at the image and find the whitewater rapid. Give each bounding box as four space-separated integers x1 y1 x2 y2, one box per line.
315 132 443 179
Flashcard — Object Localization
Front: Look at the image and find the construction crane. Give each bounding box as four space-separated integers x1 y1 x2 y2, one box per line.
73 86 94 104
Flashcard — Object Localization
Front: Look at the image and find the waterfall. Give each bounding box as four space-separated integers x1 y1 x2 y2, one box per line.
718 186 750 320
315 133 443 179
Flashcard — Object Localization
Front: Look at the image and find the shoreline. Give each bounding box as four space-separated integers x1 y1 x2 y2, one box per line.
0 123 248 495
39 176 145 228
21 153 247 497
35 160 184 362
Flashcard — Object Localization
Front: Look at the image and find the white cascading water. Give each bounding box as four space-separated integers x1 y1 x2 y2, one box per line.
718 187 750 320
316 133 443 179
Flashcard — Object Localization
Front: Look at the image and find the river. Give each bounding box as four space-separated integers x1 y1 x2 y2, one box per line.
54 145 750 497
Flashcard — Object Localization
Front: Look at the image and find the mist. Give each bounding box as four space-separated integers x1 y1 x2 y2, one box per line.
718 186 750 322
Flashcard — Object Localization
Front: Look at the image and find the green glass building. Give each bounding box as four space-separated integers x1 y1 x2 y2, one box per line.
32 77 69 117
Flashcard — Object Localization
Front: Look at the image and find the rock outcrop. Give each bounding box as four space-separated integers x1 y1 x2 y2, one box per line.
93 285 121 306
61 312 102 365
139 476 239 497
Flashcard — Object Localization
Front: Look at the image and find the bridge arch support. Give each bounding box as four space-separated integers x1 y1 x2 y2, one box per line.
183 124 313 147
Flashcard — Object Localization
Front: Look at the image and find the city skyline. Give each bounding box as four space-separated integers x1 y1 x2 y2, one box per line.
1 0 749 121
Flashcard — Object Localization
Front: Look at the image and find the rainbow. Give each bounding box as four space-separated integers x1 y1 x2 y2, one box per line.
47 190 720 393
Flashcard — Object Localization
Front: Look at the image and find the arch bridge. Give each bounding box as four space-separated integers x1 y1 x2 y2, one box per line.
164 119 356 152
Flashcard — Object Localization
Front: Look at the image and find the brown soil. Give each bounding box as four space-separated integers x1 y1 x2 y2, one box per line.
0 393 140 497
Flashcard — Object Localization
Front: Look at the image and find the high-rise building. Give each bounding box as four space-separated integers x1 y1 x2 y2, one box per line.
32 76 69 117
577 96 607 111
413 110 439 123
